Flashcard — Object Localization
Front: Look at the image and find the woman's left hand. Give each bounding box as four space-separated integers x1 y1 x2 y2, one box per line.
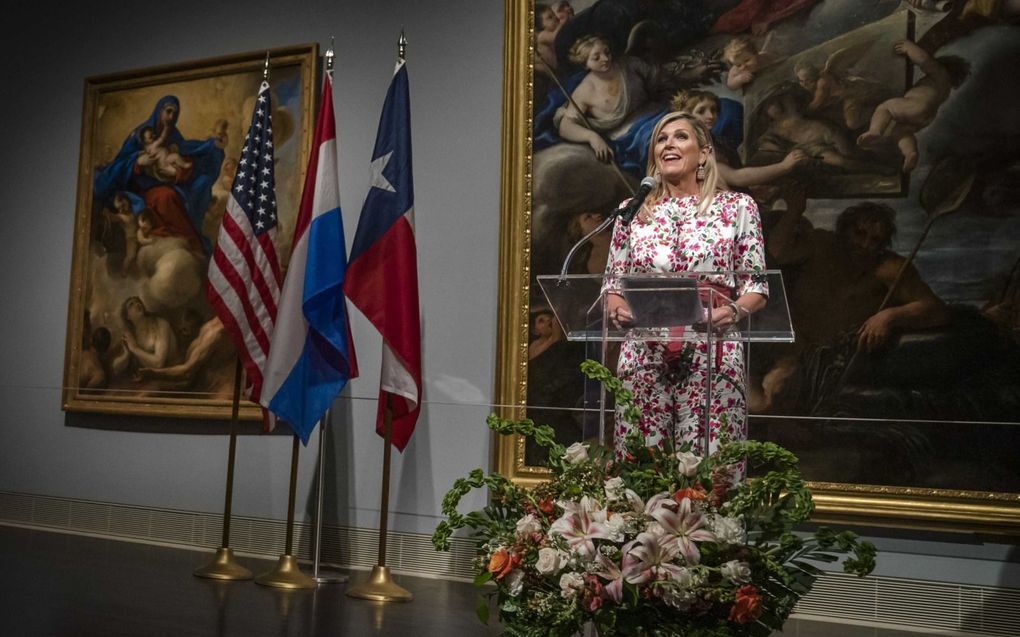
708 305 738 332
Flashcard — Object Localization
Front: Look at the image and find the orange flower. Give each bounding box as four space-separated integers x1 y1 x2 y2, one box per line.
538 497 555 517
487 548 520 580
728 585 763 624
673 486 707 503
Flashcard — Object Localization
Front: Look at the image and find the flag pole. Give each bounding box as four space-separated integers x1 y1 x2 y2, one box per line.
346 394 412 601
249 51 314 590
194 360 252 580
307 39 349 587
311 407 347 584
347 31 414 603
255 433 316 589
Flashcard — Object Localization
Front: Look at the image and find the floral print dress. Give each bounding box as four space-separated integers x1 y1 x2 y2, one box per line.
604 191 768 456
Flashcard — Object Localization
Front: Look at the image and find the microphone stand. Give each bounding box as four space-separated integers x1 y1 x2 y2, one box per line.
558 213 619 280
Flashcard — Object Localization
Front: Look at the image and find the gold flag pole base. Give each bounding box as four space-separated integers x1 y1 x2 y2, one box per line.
254 554 317 589
346 565 413 602
193 547 253 580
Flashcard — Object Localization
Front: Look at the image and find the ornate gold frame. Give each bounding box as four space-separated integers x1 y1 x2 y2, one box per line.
493 1 1020 533
62 44 318 420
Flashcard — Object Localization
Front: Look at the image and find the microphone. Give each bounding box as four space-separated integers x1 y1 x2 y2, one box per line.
556 176 658 278
617 176 658 224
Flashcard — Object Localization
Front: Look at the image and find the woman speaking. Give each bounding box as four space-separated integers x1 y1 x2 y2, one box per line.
604 111 769 457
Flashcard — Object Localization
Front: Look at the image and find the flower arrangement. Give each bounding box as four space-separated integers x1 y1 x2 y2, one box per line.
432 361 876 637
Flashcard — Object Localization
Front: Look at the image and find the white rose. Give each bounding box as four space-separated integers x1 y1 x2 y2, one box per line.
604 477 625 501
559 572 585 599
661 584 695 610
562 442 589 464
675 451 702 477
506 569 525 596
515 514 542 536
711 515 746 545
536 547 562 575
720 560 752 584
604 513 626 542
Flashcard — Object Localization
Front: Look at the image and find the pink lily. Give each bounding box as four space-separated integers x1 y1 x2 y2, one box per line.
650 497 716 565
622 532 689 584
592 544 635 603
549 496 614 558
643 492 677 517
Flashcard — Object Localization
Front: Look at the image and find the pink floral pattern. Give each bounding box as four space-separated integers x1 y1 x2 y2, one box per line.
605 191 768 456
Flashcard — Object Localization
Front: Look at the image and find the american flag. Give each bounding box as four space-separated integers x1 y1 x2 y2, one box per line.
206 80 282 406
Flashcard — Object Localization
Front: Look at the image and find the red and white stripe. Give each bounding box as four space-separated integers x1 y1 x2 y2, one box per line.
206 194 282 404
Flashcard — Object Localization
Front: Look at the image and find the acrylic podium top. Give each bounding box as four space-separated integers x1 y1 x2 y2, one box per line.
537 271 794 343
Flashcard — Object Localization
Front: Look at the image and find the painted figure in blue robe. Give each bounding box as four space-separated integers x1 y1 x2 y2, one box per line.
535 35 666 176
94 96 225 254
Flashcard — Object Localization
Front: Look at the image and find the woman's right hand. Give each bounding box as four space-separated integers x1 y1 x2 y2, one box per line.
606 293 633 330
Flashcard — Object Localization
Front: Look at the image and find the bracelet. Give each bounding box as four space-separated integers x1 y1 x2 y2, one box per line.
728 302 743 320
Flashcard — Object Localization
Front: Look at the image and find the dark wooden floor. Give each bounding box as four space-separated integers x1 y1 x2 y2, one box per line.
1 525 948 637
0 524 499 637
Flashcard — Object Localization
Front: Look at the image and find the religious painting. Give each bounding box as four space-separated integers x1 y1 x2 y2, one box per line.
62 44 317 419
496 0 1020 532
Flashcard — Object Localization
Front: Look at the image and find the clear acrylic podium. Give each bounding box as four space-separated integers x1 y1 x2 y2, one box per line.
537 270 794 455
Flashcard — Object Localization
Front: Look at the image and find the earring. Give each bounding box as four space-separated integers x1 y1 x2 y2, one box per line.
696 163 707 181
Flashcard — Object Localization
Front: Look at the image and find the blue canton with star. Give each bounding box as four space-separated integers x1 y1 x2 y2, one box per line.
347 62 414 264
231 81 277 235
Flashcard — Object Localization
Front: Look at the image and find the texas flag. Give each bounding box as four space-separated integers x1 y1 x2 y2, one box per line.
344 59 421 452
261 71 358 443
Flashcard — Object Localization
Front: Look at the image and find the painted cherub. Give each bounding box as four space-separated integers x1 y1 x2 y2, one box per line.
137 125 193 182
856 39 970 172
793 38 890 132
102 192 140 268
535 3 562 71
135 209 158 247
723 34 777 90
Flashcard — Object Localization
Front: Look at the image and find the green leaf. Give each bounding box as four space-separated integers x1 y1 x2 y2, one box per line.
474 570 493 586
475 593 490 624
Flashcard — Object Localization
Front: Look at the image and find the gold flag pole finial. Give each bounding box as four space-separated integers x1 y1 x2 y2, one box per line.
398 29 407 61
326 37 335 74
263 51 271 81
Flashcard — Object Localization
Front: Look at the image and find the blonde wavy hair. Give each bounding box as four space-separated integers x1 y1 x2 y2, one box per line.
669 89 720 114
568 35 611 66
641 111 720 218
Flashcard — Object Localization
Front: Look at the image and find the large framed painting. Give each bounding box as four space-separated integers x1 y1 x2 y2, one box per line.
495 1 1020 532
62 44 318 419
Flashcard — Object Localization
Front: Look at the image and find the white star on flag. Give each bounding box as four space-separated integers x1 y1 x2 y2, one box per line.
369 151 396 193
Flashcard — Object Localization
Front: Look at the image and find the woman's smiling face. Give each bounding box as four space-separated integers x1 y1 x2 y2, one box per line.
653 118 706 185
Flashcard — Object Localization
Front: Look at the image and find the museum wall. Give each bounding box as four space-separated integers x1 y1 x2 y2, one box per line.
0 0 503 537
